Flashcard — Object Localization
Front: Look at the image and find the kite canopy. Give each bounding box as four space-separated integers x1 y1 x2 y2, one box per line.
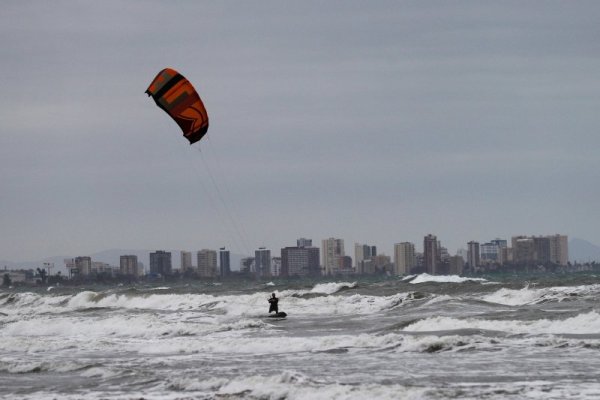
146 68 209 144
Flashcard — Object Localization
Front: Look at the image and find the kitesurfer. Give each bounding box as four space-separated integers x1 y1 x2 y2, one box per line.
268 293 279 314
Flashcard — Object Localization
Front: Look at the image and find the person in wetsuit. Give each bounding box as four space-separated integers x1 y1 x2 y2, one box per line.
268 293 279 314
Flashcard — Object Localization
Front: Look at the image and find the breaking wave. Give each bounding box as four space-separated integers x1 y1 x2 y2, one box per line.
482 284 600 306
403 310 600 335
409 274 489 284
310 281 357 294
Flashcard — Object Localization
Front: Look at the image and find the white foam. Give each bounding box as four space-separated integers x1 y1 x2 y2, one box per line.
0 359 89 374
79 367 120 379
0 289 417 329
410 274 488 284
482 285 600 306
482 287 544 306
212 371 427 400
423 294 456 306
0 311 227 342
138 371 428 400
137 332 406 355
310 281 357 294
403 311 600 335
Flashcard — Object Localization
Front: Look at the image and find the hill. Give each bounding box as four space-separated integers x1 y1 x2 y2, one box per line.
569 238 600 263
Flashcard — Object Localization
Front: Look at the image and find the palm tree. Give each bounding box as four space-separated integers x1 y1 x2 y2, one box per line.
36 268 48 284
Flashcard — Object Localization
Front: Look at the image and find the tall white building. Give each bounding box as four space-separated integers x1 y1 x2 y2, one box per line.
548 234 568 266
197 249 217 278
75 256 92 276
255 247 272 278
394 242 416 275
467 241 480 270
322 238 344 275
271 257 281 277
120 255 138 276
354 243 376 270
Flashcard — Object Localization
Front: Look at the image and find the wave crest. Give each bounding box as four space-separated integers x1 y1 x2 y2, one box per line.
409 274 488 284
310 281 357 294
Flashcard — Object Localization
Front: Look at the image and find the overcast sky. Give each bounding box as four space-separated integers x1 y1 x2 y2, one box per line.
1 1 600 261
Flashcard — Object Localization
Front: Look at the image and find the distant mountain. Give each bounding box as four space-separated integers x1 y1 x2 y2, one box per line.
569 238 600 263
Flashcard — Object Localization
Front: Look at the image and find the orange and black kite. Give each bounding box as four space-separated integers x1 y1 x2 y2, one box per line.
146 68 209 144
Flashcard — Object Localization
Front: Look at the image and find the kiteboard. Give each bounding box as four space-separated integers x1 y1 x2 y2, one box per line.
267 311 287 319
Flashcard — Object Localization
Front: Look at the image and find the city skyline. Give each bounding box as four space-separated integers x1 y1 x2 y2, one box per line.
36 232 570 277
2 2 600 262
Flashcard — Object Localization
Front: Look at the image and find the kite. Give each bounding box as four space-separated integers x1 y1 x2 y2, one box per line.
146 68 209 144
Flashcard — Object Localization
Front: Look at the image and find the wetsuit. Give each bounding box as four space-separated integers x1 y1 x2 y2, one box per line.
268 297 279 313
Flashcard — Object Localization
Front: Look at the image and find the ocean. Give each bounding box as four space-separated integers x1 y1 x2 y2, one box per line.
2 273 600 399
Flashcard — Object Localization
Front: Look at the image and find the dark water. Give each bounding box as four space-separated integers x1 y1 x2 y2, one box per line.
2 273 600 399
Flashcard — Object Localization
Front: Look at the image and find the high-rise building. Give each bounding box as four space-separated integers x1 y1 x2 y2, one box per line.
120 255 138 276
150 251 172 276
423 234 438 275
92 262 115 275
271 257 282 276
75 256 92 276
491 239 508 248
511 234 568 266
512 236 535 265
297 238 312 248
219 247 231 278
533 236 551 264
373 254 392 272
281 245 320 277
449 255 464 275
354 243 376 270
255 247 271 278
467 241 480 270
501 246 513 264
548 234 568 266
439 246 450 263
197 249 217 278
394 242 416 275
322 238 344 275
180 251 193 273
240 257 254 274
339 255 353 271
480 242 499 264
490 239 508 264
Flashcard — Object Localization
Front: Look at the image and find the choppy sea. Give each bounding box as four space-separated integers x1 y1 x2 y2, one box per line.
2 273 600 399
